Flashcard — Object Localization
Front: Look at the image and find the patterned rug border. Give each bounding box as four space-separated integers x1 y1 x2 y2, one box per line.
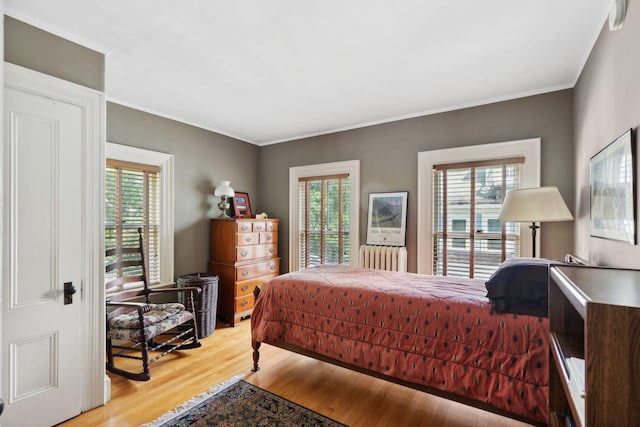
141 374 246 427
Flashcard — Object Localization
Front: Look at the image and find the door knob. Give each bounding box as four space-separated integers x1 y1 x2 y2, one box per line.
64 282 76 305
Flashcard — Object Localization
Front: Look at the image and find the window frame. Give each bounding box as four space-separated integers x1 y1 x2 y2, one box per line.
417 138 540 275
289 160 360 272
106 142 174 285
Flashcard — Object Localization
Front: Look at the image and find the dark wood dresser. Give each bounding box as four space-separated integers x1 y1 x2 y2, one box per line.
548 265 640 426
208 218 280 326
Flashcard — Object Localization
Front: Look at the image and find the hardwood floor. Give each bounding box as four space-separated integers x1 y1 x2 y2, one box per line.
60 320 534 427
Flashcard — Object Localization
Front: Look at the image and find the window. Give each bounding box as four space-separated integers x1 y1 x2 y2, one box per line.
106 160 161 283
105 143 174 286
289 160 360 272
432 158 523 279
417 139 540 275
298 174 350 269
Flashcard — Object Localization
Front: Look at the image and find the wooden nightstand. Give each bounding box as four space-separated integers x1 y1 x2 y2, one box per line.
208 218 280 326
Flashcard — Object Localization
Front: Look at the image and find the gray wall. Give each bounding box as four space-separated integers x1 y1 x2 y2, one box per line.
4 16 104 91
574 4 640 267
107 103 260 277
259 90 575 273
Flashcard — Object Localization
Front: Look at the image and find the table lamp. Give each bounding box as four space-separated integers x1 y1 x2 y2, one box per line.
214 180 234 218
498 186 573 257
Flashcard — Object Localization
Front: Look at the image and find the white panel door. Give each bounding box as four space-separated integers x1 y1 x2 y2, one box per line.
2 79 83 425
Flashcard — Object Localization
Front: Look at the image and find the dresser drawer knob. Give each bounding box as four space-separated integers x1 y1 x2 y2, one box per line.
242 271 249 277
268 247 274 254
269 264 276 271
242 285 249 292
242 225 250 231
256 225 264 231
245 236 252 243
241 300 249 306
240 250 248 257
266 235 272 241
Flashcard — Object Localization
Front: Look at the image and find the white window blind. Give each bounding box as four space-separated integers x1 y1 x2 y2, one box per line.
432 157 523 279
106 159 161 284
298 174 350 269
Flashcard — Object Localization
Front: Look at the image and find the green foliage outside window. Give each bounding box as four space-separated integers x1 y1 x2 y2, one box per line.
299 176 350 268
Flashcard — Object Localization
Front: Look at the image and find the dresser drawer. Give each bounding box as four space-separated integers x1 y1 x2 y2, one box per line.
259 232 277 244
236 221 254 233
266 221 278 232
235 277 269 297
252 221 267 232
236 232 259 246
235 293 254 312
236 243 277 261
235 281 254 297
236 260 279 281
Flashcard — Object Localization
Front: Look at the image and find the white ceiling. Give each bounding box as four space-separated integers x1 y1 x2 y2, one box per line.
5 1 610 146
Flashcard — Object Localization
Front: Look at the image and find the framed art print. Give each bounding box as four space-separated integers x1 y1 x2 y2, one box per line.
366 191 408 246
590 129 636 244
233 192 251 218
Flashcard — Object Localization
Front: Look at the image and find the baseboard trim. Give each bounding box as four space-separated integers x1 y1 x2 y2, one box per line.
104 375 111 404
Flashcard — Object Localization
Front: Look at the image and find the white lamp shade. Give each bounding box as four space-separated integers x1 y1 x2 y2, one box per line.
499 186 573 223
214 180 234 197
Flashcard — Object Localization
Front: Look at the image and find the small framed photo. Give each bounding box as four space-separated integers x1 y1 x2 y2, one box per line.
366 191 408 247
233 192 251 218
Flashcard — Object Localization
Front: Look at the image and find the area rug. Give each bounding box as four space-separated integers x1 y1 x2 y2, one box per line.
142 375 347 427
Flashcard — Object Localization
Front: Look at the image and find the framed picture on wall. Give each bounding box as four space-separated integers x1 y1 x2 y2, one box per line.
233 192 252 218
366 191 408 246
590 128 636 244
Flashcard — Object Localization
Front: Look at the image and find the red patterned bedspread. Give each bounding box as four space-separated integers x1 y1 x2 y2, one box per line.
251 265 548 423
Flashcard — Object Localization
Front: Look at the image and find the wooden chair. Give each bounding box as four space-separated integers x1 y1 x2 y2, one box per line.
105 227 201 381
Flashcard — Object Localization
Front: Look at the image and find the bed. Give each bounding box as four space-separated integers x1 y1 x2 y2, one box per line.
251 261 565 425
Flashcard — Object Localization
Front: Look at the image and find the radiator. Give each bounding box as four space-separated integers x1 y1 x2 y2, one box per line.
358 245 407 272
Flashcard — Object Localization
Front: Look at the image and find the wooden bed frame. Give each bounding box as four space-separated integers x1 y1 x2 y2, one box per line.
251 285 546 426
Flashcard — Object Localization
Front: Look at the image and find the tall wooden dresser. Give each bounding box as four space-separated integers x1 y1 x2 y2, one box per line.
208 218 280 326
